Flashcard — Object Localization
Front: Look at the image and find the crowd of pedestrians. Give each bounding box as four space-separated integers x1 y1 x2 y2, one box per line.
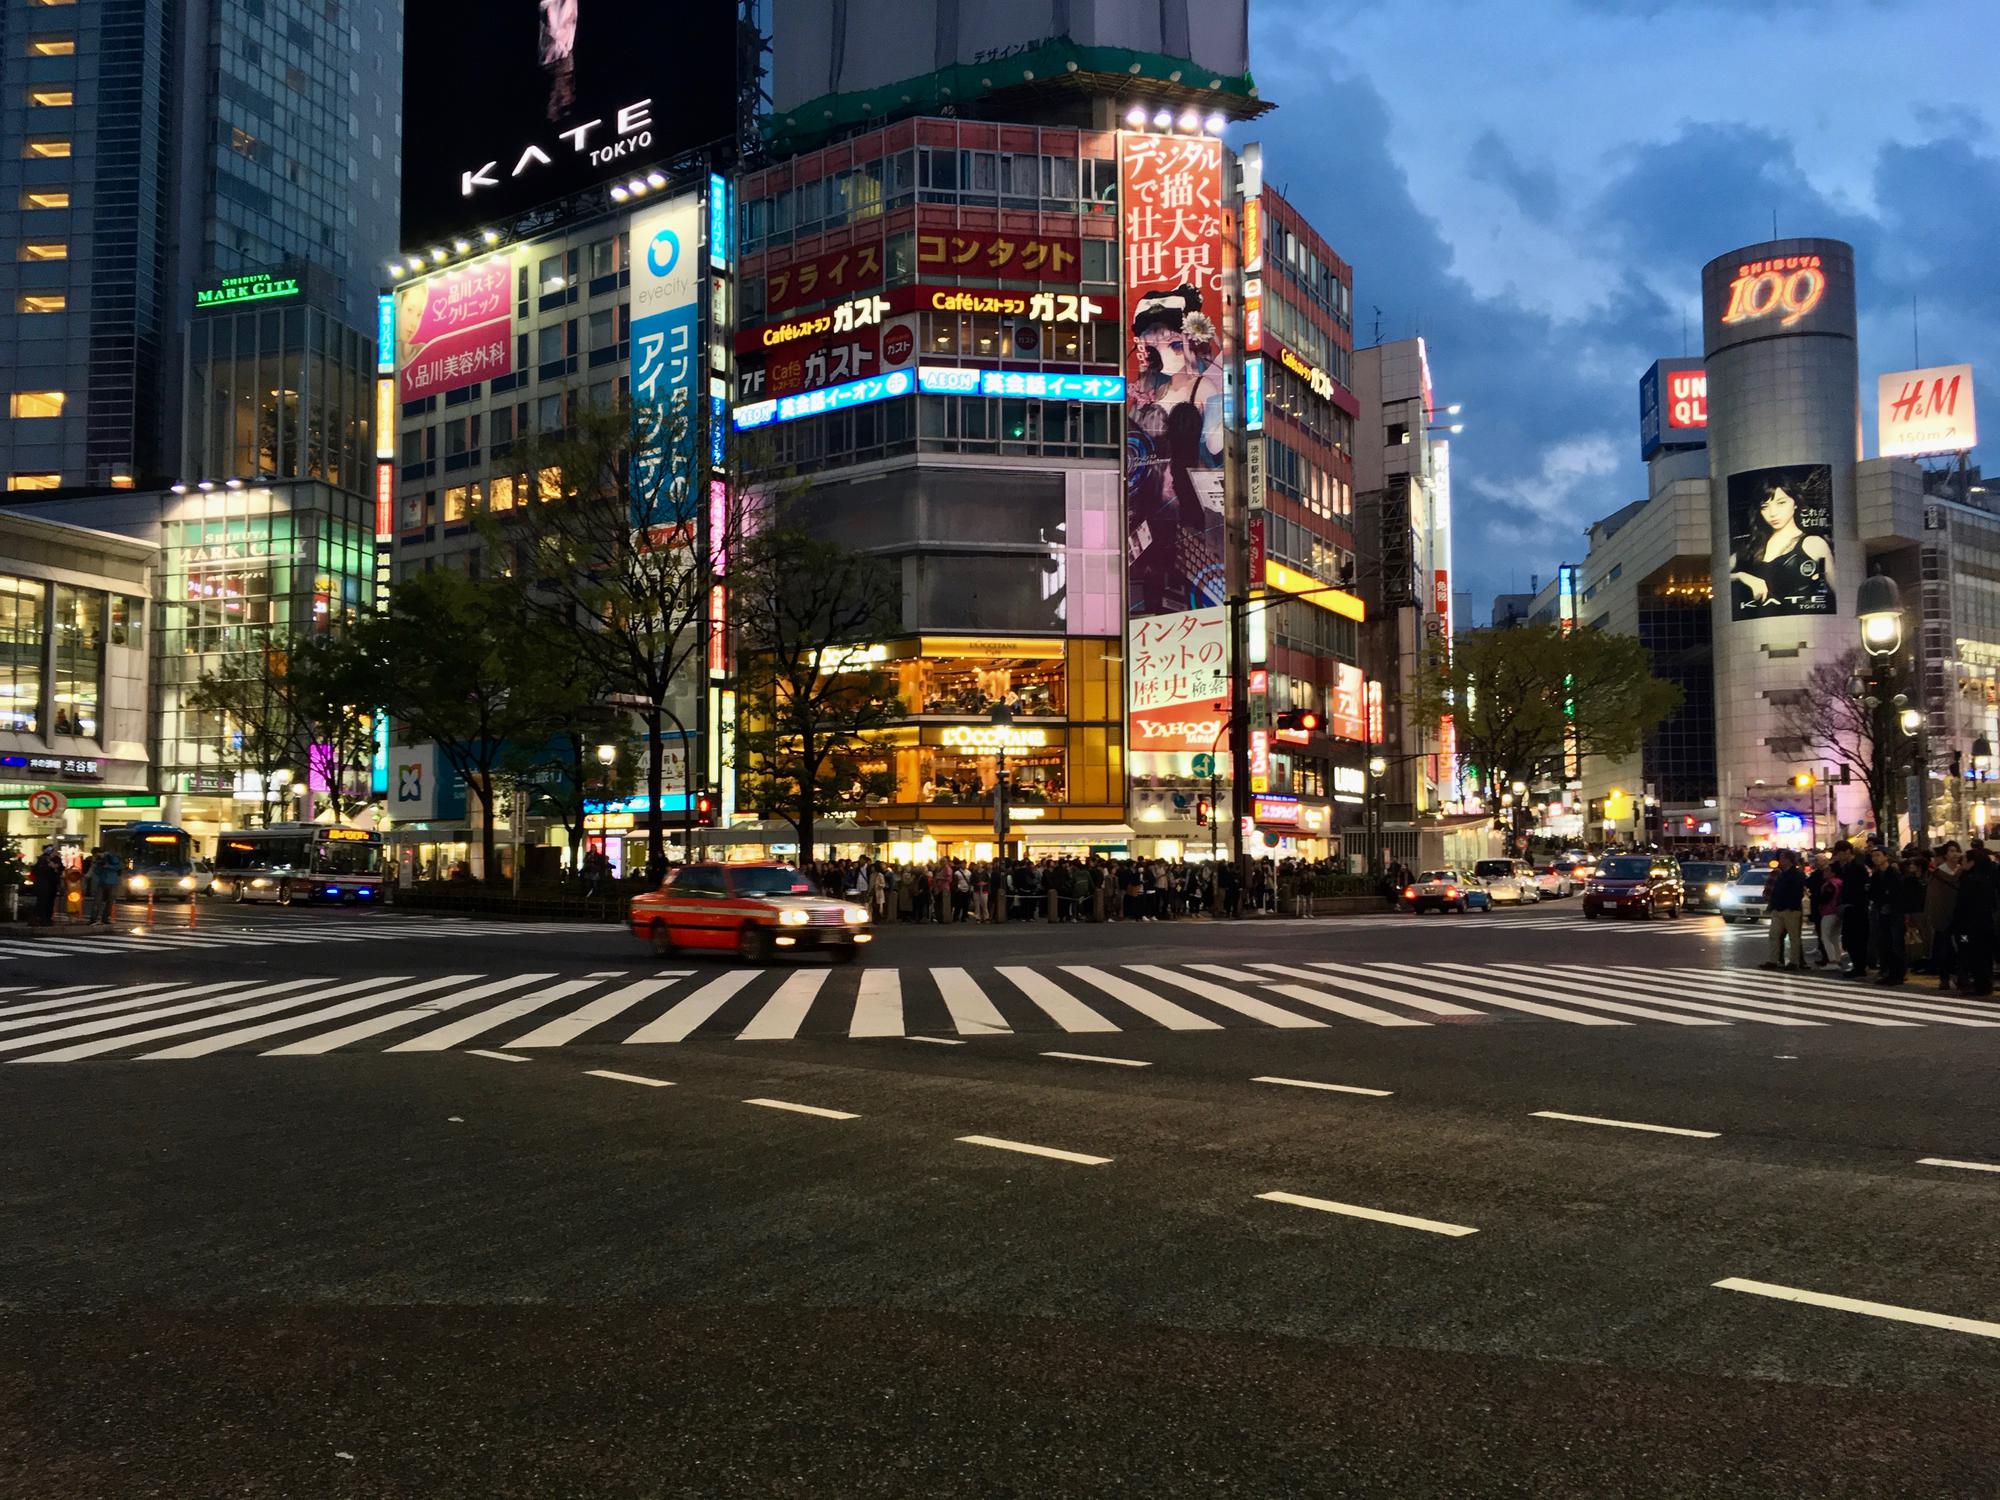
1762 837 1994 993
795 855 1359 923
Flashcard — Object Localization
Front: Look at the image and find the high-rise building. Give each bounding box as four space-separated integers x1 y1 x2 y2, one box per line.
0 0 404 494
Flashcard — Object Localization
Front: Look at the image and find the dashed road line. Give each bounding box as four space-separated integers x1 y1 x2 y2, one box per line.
1256 1190 1478 1237
743 1097 858 1120
1713 1277 2000 1341
1531 1110 1719 1139
1917 1156 2000 1174
466 1049 530 1063
584 1069 675 1088
955 1134 1111 1166
1252 1076 1393 1097
1040 1050 1151 1068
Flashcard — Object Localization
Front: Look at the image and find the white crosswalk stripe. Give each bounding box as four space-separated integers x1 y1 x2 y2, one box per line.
1 957 1986 1062
0 916 611 961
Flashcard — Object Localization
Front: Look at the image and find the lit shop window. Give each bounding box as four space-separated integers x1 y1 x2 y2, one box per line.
22 138 71 158
9 391 66 418
6 473 60 490
27 37 76 55
20 189 69 208
19 241 67 261
27 88 73 106
17 293 66 313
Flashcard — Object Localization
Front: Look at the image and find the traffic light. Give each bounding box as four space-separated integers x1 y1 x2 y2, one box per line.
695 789 717 827
1274 709 1321 733
1194 798 1210 826
1791 771 1815 790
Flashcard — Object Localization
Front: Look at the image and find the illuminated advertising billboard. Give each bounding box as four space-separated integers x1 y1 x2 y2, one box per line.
1878 364 1977 458
401 2 738 247
394 259 514 401
1702 239 1856 358
1639 359 1707 460
1726 463 1835 620
1126 606 1230 757
629 194 702 526
1121 132 1229 618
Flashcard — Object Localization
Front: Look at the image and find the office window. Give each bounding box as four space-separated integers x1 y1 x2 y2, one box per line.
22 138 69 158
109 594 143 648
19 241 66 260
16 293 65 313
27 37 76 55
10 392 65 418
51 584 99 739
0 576 42 733
488 474 515 511
7 473 60 490
29 0 79 8
27 88 72 106
443 483 477 523
20 189 68 209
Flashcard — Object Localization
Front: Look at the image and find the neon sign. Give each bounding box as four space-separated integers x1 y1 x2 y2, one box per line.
1719 255 1826 329
915 367 1124 401
732 369 914 430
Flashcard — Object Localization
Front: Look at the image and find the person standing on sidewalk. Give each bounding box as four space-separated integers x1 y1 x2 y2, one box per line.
1867 847 1907 985
1807 851 1842 969
1833 841 1870 977
1924 842 1962 990
1760 849 1808 972
1955 844 1996 995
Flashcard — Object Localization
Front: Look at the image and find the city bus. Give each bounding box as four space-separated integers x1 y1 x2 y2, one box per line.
100 821 202 902
212 823 388 906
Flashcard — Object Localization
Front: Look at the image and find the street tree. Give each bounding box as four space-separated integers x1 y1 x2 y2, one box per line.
285 632 382 821
185 646 309 826
1773 646 1922 835
731 526 903 859
356 569 573 882
487 401 711 874
1416 623 1682 798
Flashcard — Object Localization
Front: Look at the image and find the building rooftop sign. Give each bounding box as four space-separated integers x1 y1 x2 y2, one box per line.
195 272 300 309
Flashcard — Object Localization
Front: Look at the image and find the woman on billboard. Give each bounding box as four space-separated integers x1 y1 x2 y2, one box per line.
1126 284 1227 615
1729 466 1835 618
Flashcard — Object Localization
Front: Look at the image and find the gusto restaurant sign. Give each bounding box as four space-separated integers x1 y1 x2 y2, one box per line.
1719 254 1827 330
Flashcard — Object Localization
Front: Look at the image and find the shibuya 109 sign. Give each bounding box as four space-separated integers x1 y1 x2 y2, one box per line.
1127 606 1230 761
1704 240 1854 357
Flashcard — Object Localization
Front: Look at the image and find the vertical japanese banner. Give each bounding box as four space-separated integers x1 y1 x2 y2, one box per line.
1126 607 1232 761
629 194 702 528
1121 132 1228 619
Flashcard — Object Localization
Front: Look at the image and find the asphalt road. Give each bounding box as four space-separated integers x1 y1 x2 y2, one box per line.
1 900 1995 1497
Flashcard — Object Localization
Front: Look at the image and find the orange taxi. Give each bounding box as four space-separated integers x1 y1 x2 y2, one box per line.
629 862 873 962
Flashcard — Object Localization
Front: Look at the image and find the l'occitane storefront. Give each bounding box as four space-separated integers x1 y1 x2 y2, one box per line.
853 635 1129 859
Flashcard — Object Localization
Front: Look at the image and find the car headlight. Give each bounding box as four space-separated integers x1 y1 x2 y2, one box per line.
177 876 196 890
127 874 149 890
1705 883 1722 898
842 905 870 925
778 908 811 926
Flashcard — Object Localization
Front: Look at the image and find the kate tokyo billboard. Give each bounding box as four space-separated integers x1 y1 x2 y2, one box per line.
401 2 738 246
1121 132 1229 619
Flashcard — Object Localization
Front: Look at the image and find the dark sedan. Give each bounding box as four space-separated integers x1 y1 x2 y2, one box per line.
1582 855 1685 920
1681 861 1740 914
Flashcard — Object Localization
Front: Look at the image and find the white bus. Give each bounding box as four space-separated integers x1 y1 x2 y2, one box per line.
213 823 388 906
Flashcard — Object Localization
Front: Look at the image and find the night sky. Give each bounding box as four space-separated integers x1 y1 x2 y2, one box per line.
1243 0 1999 614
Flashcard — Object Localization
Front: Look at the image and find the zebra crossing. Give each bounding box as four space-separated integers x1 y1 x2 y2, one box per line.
0 957 1989 1063
0 917 593 960
1251 913 1734 936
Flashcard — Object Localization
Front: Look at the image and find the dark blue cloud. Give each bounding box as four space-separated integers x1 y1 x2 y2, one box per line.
1466 131 1563 223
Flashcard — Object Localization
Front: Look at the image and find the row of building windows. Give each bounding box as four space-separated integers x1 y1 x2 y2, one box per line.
742 395 1123 473
0 574 137 743
1262 359 1354 460
740 234 1118 324
1263 214 1352 330
1266 434 1352 521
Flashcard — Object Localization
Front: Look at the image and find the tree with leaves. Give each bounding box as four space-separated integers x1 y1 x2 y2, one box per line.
286 632 383 822
1416 622 1683 799
355 569 574 882
732 526 904 860
186 646 309 826
485 401 712 874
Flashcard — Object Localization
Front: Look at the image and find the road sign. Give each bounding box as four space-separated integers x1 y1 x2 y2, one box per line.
1191 753 1215 779
26 790 65 819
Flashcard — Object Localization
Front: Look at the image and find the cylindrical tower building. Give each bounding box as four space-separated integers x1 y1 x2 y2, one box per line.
1702 237 1860 826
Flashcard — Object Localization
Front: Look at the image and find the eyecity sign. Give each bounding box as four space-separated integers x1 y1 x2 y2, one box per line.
195 272 300 308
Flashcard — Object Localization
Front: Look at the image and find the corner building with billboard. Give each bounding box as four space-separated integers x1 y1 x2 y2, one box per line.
741 0 1368 861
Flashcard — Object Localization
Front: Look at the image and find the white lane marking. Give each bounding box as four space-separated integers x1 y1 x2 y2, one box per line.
1713 1277 2000 1341
1593 964 1996 1026
1531 1110 1720 1139
1495 965 1827 1026
1918 1157 2000 1174
14 982 109 997
1252 1076 1393 1097
0 981 174 1014
144 974 482 1058
991 967 1117 1032
467 1049 530 1063
743 1097 857 1120
1251 962 1477 1018
5 978 353 1063
849 968 903 1037
268 975 560 1055
624 970 762 1043
1058 966 1223 1030
931 967 1011 1036
1256 1191 1478 1237
505 977 680 1048
737 969 828 1041
0 980 255 1032
1258 982 1435 1028
1124 966 1325 1029
584 1069 675 1088
1358 964 1637 1026
585 971 627 978
382 979 598 1053
956 1134 1111 1166
905 1035 965 1046
1040 1050 1151 1068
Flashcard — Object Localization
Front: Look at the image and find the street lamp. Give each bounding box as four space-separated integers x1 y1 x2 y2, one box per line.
1856 572 1904 657
595 743 617 770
